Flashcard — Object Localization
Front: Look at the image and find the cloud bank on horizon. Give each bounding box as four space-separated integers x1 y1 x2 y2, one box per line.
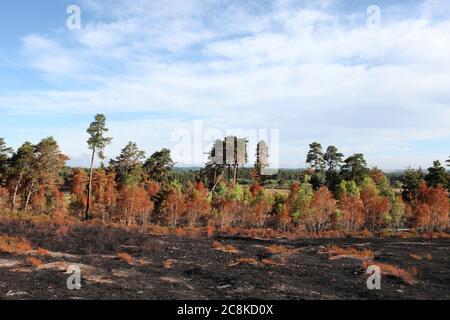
0 0 449 169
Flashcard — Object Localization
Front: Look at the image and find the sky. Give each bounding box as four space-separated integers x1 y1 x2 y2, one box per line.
0 0 449 169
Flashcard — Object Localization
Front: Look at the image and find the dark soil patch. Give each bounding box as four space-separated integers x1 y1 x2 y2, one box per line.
0 222 449 300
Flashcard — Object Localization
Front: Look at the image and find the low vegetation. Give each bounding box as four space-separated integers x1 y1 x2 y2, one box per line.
116 252 133 264
319 245 375 261
212 241 240 254
0 235 32 254
362 261 417 285
26 256 44 267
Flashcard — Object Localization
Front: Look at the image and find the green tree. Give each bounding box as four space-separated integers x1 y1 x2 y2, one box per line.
293 178 314 221
425 160 448 188
9 142 36 210
370 168 395 200
110 142 146 186
144 148 174 184
340 154 369 186
306 142 326 189
306 142 325 171
401 168 424 203
0 138 13 185
385 196 405 231
337 180 361 198
86 114 112 220
324 145 344 171
323 145 344 195
24 137 68 211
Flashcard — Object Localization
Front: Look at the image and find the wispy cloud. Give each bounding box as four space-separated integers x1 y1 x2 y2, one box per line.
0 0 449 168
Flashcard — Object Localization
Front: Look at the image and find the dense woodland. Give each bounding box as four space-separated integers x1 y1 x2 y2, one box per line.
0 114 449 236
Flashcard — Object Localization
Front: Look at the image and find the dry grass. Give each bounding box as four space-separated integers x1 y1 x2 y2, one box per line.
266 244 297 255
212 241 240 254
0 235 32 254
363 261 417 285
228 258 259 267
36 248 50 256
319 245 374 261
265 244 297 265
261 258 277 265
410 253 432 261
163 259 175 269
206 226 215 238
116 252 133 264
26 256 44 267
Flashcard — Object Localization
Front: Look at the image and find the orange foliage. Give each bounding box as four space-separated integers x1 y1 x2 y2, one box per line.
206 225 215 238
362 261 417 285
212 241 240 254
279 182 299 230
186 182 211 227
36 248 50 256
339 194 364 232
250 182 262 197
409 254 422 261
116 185 154 226
360 185 391 232
69 168 88 218
26 256 44 267
412 182 449 232
0 235 32 254
116 252 133 264
266 244 296 255
0 187 9 211
304 187 337 233
161 187 186 227
91 169 117 221
320 245 374 260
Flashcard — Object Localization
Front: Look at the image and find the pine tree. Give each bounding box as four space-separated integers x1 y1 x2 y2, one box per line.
85 114 112 220
425 160 448 188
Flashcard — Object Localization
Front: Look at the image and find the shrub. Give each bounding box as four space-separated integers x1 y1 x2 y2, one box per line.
116 252 133 264
36 248 50 256
212 241 240 254
26 256 44 267
0 235 32 254
362 261 417 285
320 245 374 260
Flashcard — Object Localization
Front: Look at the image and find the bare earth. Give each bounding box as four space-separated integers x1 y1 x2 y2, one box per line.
0 223 449 300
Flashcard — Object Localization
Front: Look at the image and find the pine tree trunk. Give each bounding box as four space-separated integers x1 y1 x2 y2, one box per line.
85 148 95 220
24 181 35 211
11 172 23 210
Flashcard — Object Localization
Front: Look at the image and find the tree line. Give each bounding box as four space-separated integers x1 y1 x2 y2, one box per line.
0 115 449 234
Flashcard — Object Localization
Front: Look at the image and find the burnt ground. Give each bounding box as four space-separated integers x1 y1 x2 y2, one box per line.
0 223 449 300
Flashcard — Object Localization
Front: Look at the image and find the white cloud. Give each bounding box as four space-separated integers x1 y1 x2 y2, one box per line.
1 0 449 168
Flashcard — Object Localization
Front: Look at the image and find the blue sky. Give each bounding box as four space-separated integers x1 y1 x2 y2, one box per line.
0 0 449 169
